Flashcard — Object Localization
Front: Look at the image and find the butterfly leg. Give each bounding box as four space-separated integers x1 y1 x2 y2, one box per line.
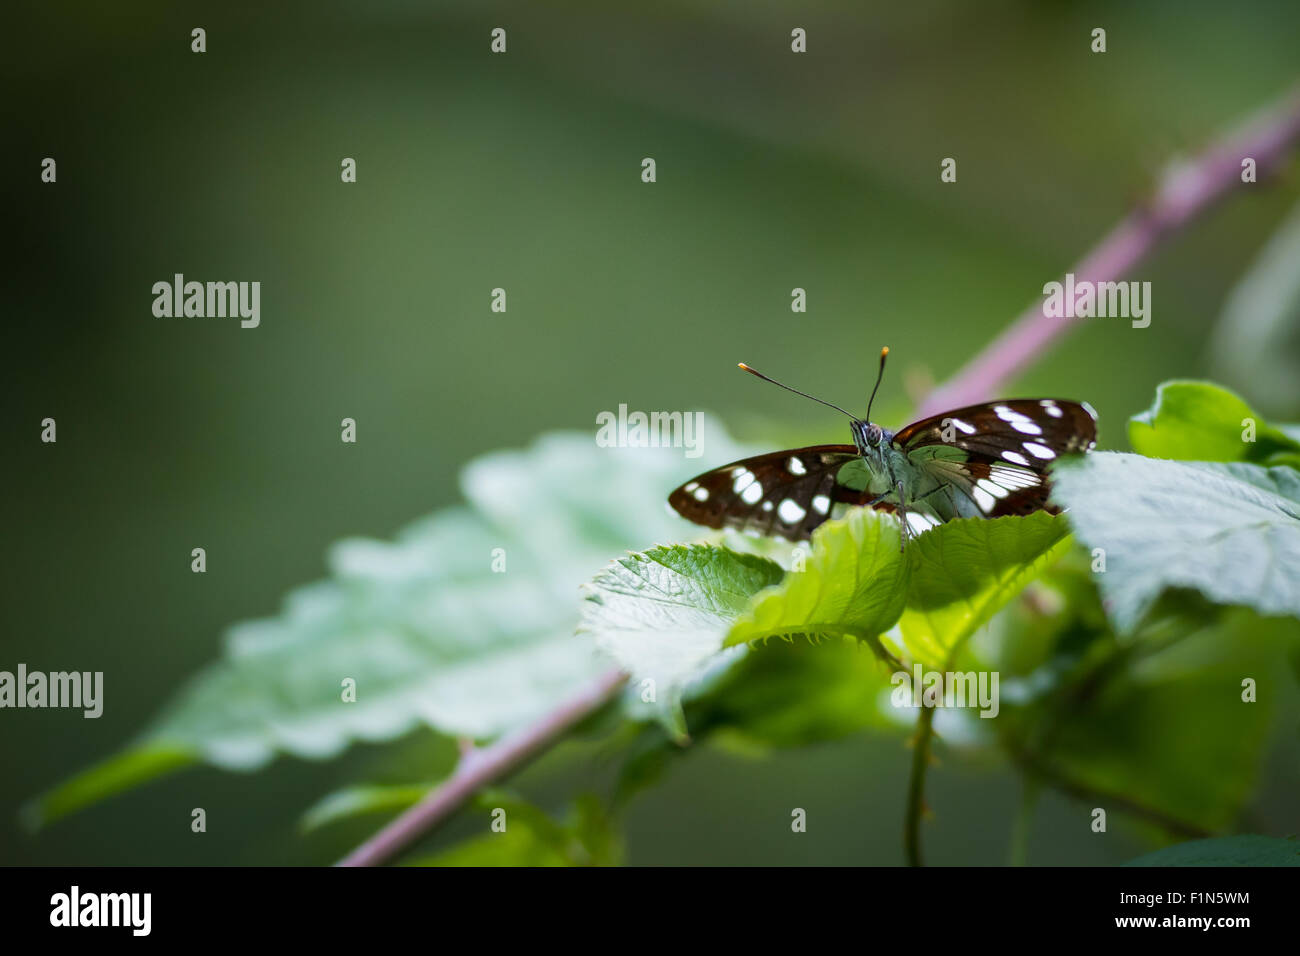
882 454 911 552
894 479 911 552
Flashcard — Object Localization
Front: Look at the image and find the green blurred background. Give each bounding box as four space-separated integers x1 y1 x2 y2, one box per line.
4 0 1300 865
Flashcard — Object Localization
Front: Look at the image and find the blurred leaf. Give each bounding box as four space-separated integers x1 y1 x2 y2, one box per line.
1052 452 1300 632
701 637 895 749
1124 835 1300 867
1042 653 1268 832
21 746 195 831
408 791 621 867
899 513 1073 667
1128 380 1300 467
1209 199 1300 416
968 552 1111 679
30 427 754 825
300 782 434 833
580 544 785 739
613 637 894 805
1012 612 1289 835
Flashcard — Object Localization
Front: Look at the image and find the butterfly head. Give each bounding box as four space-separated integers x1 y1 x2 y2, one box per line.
851 419 889 452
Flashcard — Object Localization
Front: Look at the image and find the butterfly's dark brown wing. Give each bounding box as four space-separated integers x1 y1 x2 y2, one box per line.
894 399 1097 518
668 445 876 541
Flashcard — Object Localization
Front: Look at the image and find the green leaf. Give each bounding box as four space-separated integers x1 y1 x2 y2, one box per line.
582 508 1071 740
1124 835 1300 867
300 783 434 833
1051 451 1300 632
727 507 908 646
581 508 912 738
579 544 786 739
408 792 621 867
606 515 1076 806
1128 380 1300 467
32 426 756 824
898 513 1073 667
22 746 195 830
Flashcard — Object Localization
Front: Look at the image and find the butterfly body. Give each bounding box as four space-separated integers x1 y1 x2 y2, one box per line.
669 394 1097 544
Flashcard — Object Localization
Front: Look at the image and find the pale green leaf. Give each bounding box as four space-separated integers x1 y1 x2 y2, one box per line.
579 545 785 738
31 425 755 823
1051 452 1300 632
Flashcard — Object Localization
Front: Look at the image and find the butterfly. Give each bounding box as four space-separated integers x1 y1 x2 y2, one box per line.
668 348 1097 548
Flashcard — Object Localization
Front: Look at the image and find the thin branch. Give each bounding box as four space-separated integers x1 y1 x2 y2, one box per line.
335 667 627 867
918 85 1300 418
903 698 939 867
1006 742 1212 841
1007 778 1040 867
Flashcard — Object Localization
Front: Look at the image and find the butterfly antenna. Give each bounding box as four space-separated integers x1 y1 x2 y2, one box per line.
865 347 889 421
737 363 857 419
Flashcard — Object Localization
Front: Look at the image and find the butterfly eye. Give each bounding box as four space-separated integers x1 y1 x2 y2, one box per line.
867 424 884 446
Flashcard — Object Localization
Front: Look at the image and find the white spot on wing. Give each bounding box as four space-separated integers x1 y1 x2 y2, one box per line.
692 486 709 501
812 494 830 515
1023 442 1056 459
906 512 939 534
1040 400 1064 418
1001 450 1030 466
732 469 756 494
994 405 1030 423
976 478 1010 499
787 457 807 476
1011 420 1043 435
741 482 763 505
778 499 807 524
972 487 997 512
951 419 977 435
